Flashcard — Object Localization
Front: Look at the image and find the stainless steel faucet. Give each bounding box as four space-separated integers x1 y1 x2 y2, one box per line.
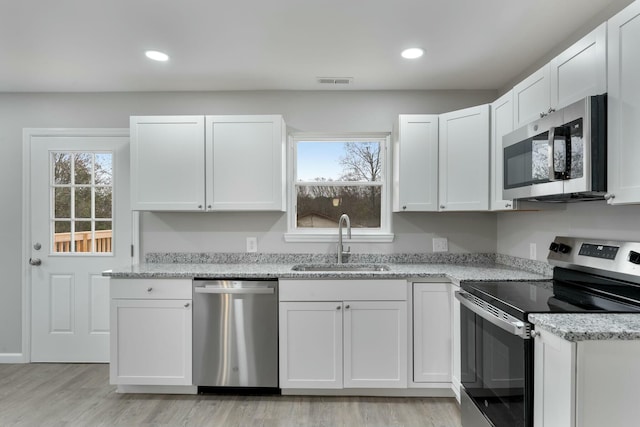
337 213 351 264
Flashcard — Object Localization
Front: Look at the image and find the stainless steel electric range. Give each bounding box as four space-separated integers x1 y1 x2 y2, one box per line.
455 236 640 427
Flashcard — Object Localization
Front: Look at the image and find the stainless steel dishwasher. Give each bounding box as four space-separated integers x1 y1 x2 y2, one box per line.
192 279 278 391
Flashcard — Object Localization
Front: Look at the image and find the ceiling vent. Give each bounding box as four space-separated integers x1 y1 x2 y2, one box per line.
317 77 354 85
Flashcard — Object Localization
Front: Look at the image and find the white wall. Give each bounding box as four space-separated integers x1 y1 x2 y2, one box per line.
497 201 640 260
0 89 497 355
141 211 497 255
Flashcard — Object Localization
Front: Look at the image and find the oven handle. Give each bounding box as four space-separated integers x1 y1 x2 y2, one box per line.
455 291 530 339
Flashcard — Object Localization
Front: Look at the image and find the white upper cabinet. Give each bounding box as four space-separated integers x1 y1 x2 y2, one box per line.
206 115 286 211
513 66 551 128
130 115 286 211
490 91 516 211
550 23 607 110
607 1 640 205
514 23 606 129
130 116 206 211
393 115 439 212
438 104 490 211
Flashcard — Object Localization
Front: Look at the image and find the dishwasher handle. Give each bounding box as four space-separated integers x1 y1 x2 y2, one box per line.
194 286 275 295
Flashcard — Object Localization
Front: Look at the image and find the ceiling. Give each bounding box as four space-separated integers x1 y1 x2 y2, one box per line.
0 0 633 92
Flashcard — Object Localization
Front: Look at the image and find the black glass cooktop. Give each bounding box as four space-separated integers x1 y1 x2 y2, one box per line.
461 267 640 321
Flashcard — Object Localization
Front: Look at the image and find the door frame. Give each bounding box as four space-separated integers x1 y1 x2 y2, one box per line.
21 128 138 363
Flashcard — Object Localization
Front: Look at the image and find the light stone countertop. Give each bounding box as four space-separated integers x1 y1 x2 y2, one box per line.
103 262 549 284
528 313 640 342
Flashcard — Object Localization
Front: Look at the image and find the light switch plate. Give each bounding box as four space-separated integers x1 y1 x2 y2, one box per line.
246 237 258 253
433 237 448 252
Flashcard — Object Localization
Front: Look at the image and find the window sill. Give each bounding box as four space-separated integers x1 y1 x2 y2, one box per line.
284 233 394 243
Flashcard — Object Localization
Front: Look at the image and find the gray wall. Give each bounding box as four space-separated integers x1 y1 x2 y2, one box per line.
497 202 640 260
0 89 498 355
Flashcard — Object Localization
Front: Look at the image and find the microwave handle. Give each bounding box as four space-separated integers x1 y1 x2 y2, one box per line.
548 126 571 181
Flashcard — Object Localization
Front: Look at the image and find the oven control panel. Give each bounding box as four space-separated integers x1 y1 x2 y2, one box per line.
578 243 619 260
548 236 640 283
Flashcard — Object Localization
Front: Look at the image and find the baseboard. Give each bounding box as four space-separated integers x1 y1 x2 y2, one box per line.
0 353 27 363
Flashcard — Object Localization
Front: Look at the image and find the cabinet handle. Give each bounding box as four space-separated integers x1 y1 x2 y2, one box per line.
548 107 556 114
505 203 512 208
146 287 153 293
530 330 540 338
345 304 350 309
604 193 615 201
402 205 407 210
539 112 547 118
198 205 203 209
440 205 445 209
207 205 212 209
184 302 190 308
336 306 341 310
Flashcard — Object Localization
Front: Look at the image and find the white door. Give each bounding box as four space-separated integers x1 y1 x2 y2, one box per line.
28 131 131 362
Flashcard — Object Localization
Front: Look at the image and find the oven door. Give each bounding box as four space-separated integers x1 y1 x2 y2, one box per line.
456 291 533 427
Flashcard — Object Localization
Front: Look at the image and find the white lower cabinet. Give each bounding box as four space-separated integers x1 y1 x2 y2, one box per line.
279 279 408 390
279 301 343 389
110 279 192 386
413 283 452 383
534 329 640 427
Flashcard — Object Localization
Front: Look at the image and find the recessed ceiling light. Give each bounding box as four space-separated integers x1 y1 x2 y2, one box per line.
401 48 424 59
145 50 169 62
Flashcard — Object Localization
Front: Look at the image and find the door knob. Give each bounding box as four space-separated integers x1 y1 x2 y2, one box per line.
29 258 42 266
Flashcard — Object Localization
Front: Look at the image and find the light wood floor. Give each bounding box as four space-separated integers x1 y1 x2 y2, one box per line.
0 364 461 427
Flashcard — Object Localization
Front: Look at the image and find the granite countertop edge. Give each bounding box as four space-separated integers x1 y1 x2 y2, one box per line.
102 262 550 284
529 313 640 342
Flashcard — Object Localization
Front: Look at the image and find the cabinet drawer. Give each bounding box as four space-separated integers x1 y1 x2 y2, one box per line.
111 279 192 299
279 279 407 301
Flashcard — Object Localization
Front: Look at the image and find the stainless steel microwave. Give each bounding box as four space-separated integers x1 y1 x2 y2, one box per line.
502 94 607 201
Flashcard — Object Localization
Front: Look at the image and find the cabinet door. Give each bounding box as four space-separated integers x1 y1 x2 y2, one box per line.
110 299 192 385
279 301 343 389
130 116 205 211
550 23 606 110
393 115 439 212
513 66 551 128
607 1 640 205
490 91 516 211
343 301 407 388
206 115 286 211
438 104 490 211
413 283 451 383
533 330 575 427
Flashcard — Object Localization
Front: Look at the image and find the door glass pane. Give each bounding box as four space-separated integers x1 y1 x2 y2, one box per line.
53 221 71 253
74 221 92 252
74 187 92 218
95 221 112 253
95 153 113 185
50 151 114 255
74 153 93 185
53 153 71 185
95 187 112 218
54 188 71 218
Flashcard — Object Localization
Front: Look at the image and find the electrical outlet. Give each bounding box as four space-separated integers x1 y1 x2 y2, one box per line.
246 237 258 253
529 243 537 260
433 237 448 252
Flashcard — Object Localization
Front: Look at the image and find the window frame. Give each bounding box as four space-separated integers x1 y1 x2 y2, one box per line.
285 132 393 243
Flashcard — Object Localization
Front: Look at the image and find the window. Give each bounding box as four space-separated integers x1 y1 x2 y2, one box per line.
51 151 114 254
286 134 392 242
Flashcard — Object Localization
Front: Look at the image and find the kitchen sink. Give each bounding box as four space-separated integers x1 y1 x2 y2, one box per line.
291 263 391 272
